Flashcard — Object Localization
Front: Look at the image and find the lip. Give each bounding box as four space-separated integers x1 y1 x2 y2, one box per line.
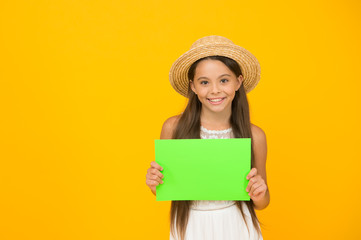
207 97 226 105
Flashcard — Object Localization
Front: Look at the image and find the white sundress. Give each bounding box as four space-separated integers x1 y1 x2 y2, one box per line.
169 126 263 240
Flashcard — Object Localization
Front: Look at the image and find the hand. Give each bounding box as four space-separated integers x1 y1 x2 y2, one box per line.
246 168 267 202
146 161 164 194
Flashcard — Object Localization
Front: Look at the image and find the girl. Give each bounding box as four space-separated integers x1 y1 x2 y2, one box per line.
146 35 269 240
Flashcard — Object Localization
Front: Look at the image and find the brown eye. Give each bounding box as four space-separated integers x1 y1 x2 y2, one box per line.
221 79 229 83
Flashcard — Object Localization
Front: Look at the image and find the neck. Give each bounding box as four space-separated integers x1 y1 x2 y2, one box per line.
200 107 232 129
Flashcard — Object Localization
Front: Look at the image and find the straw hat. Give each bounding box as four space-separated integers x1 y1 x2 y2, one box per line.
169 35 261 97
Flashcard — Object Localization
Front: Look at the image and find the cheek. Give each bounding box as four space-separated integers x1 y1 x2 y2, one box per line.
196 89 208 97
225 87 237 96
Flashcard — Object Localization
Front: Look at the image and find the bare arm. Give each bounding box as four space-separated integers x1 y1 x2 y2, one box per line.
246 124 270 210
147 115 180 196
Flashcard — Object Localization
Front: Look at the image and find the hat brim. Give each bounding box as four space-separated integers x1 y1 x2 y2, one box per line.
169 44 261 97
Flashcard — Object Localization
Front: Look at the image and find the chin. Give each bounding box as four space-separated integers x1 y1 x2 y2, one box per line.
205 105 231 113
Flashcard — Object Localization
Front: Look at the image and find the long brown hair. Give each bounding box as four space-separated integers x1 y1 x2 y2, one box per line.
169 56 261 240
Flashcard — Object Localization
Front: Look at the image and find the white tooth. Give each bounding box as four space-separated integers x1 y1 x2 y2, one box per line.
209 98 222 102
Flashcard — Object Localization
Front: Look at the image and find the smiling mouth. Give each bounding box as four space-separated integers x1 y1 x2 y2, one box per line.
207 97 225 102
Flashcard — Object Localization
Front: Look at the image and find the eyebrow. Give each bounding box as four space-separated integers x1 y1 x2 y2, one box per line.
197 74 231 81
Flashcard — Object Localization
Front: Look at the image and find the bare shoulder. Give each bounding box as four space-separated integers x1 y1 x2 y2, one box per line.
160 114 181 139
250 123 268 181
251 123 267 145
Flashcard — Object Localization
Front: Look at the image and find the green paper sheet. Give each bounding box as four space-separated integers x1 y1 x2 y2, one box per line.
155 138 251 201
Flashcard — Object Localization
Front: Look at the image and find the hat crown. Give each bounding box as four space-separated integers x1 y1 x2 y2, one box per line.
190 35 234 49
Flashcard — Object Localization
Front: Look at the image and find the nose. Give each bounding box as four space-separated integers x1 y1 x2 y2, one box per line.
211 82 221 94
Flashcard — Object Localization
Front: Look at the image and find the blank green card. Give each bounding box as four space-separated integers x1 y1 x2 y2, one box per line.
155 138 251 201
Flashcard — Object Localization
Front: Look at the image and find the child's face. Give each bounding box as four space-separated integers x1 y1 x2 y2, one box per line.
190 59 243 115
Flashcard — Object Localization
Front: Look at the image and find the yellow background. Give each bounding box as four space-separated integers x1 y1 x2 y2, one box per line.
1 0 360 239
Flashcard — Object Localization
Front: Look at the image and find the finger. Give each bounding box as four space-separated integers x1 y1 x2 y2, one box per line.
147 166 163 177
249 181 263 195
150 161 163 171
246 175 259 192
146 171 162 181
249 176 263 192
246 168 257 180
246 175 260 192
150 174 164 184
146 179 160 187
151 168 164 179
252 185 267 197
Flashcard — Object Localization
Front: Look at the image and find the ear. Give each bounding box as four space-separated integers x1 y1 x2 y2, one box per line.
190 80 197 95
236 75 243 91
